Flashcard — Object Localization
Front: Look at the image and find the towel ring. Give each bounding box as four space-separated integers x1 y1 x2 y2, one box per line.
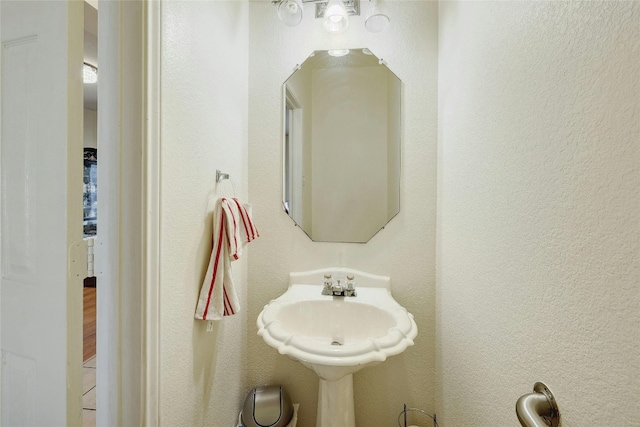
216 170 229 183
215 170 236 197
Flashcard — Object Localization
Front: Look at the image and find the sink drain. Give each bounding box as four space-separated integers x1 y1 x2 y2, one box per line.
331 341 342 346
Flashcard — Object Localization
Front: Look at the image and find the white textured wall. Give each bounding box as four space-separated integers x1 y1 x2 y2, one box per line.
248 2 438 426
159 2 249 425
437 2 640 426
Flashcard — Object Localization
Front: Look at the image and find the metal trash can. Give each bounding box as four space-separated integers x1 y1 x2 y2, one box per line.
239 385 295 427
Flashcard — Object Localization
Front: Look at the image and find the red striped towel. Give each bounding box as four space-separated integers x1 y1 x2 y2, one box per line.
195 198 259 320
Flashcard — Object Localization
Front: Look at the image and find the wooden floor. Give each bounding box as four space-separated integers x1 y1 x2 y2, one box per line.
83 285 97 362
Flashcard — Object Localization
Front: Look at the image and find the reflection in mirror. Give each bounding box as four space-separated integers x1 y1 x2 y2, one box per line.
283 49 401 243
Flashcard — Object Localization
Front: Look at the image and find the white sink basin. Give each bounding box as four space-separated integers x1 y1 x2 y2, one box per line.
257 268 418 427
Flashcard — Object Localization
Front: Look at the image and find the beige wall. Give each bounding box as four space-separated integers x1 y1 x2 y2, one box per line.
248 1 438 425
437 1 640 426
83 108 97 149
159 2 250 425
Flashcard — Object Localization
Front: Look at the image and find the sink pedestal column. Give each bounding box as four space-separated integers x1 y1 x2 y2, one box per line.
316 374 355 427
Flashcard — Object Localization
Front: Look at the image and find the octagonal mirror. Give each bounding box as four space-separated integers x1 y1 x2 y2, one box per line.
282 48 402 243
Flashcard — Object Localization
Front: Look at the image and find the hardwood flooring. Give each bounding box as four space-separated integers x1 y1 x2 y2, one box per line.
83 285 97 362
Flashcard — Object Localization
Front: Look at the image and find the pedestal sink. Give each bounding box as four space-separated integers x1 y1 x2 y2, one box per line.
257 268 418 427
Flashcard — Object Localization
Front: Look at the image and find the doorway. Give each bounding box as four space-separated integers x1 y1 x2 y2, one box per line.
82 1 99 424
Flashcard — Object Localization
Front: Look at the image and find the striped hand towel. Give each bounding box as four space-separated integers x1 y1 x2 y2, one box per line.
195 197 259 320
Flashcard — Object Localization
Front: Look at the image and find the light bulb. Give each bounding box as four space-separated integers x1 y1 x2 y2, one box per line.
285 1 298 13
323 0 349 33
277 0 304 27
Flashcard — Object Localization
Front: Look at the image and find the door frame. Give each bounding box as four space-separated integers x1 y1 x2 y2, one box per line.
143 0 161 424
284 88 304 226
0 5 3 422
95 0 159 425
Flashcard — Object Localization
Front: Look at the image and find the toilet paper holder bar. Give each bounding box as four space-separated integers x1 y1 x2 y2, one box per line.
516 382 560 427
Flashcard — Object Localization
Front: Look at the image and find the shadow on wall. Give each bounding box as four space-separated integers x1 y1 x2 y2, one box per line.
192 206 221 422
192 320 222 424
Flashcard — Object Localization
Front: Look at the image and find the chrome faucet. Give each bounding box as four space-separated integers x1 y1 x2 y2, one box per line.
321 273 357 297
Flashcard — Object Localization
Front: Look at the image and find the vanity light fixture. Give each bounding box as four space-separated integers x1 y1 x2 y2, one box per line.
83 62 98 84
272 0 390 33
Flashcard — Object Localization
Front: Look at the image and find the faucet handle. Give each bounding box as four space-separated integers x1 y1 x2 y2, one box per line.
346 274 355 290
322 274 333 295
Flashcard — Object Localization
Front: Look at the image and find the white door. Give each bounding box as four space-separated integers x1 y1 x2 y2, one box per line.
0 1 84 425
